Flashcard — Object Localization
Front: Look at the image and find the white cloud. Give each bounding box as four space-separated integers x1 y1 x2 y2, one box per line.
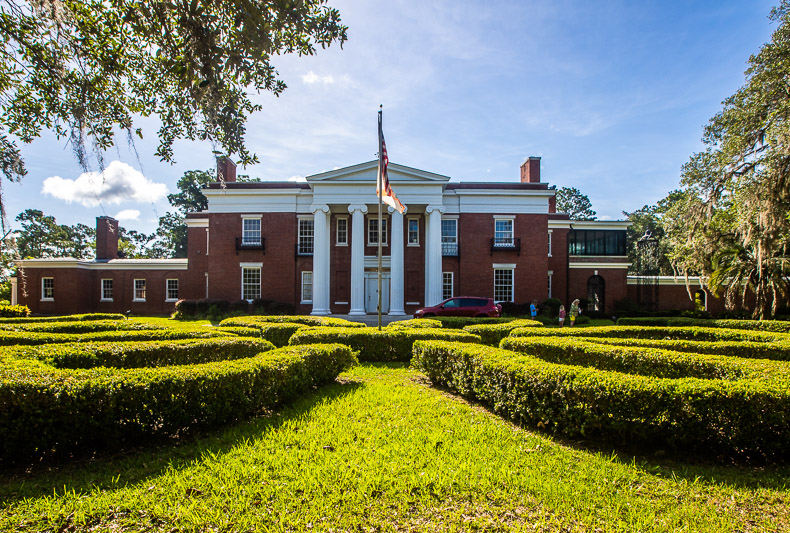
42 160 168 207
287 175 307 182
115 209 140 221
302 71 335 85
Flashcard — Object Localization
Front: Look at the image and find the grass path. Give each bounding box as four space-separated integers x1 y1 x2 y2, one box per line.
1 364 788 532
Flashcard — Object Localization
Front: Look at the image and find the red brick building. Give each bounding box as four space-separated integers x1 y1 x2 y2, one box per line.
15 157 706 316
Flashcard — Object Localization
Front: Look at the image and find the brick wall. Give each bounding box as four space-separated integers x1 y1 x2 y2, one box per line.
568 266 629 314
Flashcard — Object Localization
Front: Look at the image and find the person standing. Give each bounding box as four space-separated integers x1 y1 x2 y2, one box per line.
530 299 538 320
558 304 566 327
569 299 580 327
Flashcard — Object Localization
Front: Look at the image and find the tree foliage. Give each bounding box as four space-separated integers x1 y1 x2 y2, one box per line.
0 0 347 227
667 2 790 318
555 187 596 220
15 209 94 258
623 190 685 275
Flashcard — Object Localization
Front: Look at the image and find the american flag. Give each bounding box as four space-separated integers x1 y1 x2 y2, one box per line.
377 110 406 214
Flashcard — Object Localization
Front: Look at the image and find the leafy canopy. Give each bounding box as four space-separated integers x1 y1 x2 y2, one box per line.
555 187 596 220
0 0 347 223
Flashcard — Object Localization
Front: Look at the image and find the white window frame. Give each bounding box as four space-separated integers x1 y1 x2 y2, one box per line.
336 217 348 246
494 218 514 247
493 265 515 303
241 217 261 246
548 270 553 299
133 279 146 302
41 277 54 301
298 217 314 254
548 229 553 257
442 272 454 300
407 217 420 246
367 217 388 246
301 271 313 304
101 278 113 302
441 218 458 255
241 265 262 301
166 279 179 302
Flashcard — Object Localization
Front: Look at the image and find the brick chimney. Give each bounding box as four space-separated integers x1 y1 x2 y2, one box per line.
520 156 541 183
549 195 557 213
96 216 119 261
217 156 237 183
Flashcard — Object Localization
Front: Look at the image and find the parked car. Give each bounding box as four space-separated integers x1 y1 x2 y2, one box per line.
414 297 502 318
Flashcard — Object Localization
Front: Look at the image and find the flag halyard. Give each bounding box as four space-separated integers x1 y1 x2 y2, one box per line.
377 111 406 214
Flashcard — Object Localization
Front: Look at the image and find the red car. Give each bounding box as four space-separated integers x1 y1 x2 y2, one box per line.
414 297 502 318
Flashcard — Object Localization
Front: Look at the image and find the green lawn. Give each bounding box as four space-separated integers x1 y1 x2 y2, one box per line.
1 363 786 532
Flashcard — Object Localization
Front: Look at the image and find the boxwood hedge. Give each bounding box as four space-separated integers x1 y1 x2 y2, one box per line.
24 337 276 369
0 328 234 346
412 340 789 459
0 313 126 324
387 318 443 329
0 319 163 334
509 325 790 343
0 343 356 462
431 316 516 329
217 319 309 347
499 336 790 382
463 319 542 346
289 327 481 362
617 316 790 333
0 304 30 317
220 315 365 329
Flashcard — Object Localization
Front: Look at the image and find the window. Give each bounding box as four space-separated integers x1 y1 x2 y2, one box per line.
587 275 605 312
41 277 54 301
548 230 553 257
336 217 348 246
301 271 313 303
441 219 458 256
494 219 514 247
298 219 314 255
242 267 261 300
442 272 454 300
408 218 419 246
242 218 261 245
166 279 179 301
548 270 553 299
368 217 388 246
568 230 627 256
494 268 514 302
101 279 113 301
133 279 146 301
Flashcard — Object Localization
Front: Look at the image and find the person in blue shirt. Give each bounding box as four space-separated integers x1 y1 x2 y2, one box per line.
530 299 538 320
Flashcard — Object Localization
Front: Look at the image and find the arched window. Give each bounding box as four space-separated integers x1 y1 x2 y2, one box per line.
694 289 707 311
586 275 605 312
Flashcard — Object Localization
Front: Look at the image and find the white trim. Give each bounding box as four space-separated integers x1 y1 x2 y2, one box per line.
297 213 314 220
239 262 263 268
407 216 420 247
441 214 460 219
301 271 313 304
132 278 146 302
240 214 262 219
406 301 421 306
548 230 552 257
569 220 632 230
548 219 572 229
165 278 179 302
492 214 516 220
626 276 707 286
367 216 388 247
16 259 188 271
334 301 349 305
569 262 631 269
493 266 515 303
100 278 113 302
186 218 209 228
336 216 349 246
493 263 516 269
442 271 454 300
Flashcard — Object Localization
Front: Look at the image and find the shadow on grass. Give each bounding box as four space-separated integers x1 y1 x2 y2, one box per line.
0 377 363 504
418 377 790 492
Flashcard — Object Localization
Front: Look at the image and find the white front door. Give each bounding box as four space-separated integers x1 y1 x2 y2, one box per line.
365 274 390 314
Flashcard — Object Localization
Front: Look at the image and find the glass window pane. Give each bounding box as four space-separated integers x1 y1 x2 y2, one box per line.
242 268 261 300
242 218 261 245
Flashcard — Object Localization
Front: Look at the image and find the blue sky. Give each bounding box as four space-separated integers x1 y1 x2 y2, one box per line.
5 0 779 234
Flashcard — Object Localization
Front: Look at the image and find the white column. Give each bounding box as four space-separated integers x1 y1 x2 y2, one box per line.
389 206 406 316
310 204 331 315
425 205 444 307
10 277 17 305
347 204 367 315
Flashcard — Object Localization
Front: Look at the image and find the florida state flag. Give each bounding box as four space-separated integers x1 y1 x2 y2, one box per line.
377 110 406 213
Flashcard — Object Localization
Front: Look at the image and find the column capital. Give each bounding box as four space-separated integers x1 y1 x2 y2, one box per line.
425 204 445 215
311 204 330 214
348 204 368 214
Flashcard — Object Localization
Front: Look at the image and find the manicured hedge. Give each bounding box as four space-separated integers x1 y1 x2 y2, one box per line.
0 313 126 324
387 318 443 329
219 318 312 346
289 327 481 362
0 328 233 346
431 316 516 329
499 336 790 381
617 316 790 333
25 337 276 369
509 325 790 343
570 336 790 362
412 341 790 459
463 319 542 346
220 315 366 329
0 304 30 317
0 319 162 334
0 343 356 462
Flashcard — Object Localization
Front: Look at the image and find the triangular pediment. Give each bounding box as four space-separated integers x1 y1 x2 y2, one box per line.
305 161 451 184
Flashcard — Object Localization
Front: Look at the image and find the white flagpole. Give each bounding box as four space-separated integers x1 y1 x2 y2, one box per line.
377 106 383 330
